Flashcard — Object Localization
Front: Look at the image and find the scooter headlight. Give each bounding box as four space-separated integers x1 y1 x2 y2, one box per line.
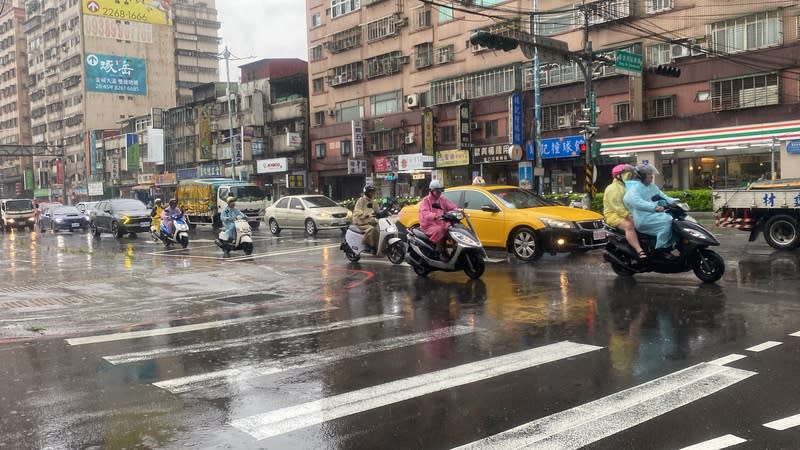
451 231 479 247
386 225 397 234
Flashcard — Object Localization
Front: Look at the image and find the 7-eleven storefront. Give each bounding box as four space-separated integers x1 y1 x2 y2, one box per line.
599 120 800 190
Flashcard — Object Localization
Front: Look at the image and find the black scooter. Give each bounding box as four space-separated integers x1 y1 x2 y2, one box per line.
603 196 725 283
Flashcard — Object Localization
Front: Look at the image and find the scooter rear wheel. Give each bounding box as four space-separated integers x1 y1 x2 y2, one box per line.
611 262 635 277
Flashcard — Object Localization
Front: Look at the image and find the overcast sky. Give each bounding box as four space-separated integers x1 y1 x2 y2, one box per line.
216 1 309 80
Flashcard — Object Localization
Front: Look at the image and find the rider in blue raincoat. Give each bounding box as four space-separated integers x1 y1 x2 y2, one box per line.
220 196 244 241
623 164 677 250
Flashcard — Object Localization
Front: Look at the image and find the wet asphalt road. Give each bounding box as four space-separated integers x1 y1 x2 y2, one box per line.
1 221 799 449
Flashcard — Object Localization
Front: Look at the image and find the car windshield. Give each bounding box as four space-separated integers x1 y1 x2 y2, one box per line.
303 196 339 208
112 199 147 210
6 200 33 211
53 206 81 215
488 188 553 209
230 186 266 202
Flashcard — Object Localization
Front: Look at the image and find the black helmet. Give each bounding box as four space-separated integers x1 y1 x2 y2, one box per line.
364 185 376 194
635 164 659 179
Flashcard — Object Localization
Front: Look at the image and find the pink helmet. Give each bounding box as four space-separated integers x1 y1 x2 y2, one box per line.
612 164 634 178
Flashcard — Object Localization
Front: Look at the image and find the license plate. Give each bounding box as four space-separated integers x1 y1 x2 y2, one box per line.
140 221 150 227
71 222 80 227
593 229 607 240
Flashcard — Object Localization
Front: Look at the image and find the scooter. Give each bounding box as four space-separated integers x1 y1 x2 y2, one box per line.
341 203 405 264
153 213 190 248
214 218 254 256
603 196 725 283
405 207 487 280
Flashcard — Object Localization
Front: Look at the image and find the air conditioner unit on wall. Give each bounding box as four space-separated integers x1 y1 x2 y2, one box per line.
406 93 419 108
671 44 690 59
557 115 572 129
326 109 336 116
404 132 415 144
471 122 481 131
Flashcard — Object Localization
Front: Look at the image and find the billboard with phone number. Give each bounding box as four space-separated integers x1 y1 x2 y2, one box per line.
83 0 173 26
85 53 147 96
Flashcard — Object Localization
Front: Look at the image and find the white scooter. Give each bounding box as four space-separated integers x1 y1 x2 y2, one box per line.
341 204 405 264
214 218 254 256
153 213 190 248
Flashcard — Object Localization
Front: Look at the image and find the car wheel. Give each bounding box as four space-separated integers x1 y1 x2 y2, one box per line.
269 219 281 236
510 227 543 261
305 219 318 236
50 223 55 233
91 222 101 237
111 221 124 238
763 215 800 250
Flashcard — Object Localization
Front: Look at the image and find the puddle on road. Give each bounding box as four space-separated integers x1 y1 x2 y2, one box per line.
218 293 283 304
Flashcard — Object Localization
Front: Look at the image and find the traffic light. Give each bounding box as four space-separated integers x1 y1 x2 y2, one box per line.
469 30 518 52
646 64 681 78
591 141 601 159
579 142 588 153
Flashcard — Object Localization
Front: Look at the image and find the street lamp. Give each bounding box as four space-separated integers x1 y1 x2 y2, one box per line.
223 46 237 180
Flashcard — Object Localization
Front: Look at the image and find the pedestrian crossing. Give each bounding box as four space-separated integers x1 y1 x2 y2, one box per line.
65 311 800 448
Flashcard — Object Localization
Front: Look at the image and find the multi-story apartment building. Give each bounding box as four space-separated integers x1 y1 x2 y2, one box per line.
99 58 309 202
306 0 800 199
0 0 31 198
21 0 218 203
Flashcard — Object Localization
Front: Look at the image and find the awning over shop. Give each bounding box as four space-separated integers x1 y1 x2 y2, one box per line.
599 120 800 155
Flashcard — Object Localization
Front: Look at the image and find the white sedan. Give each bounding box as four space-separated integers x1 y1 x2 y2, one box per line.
264 195 351 236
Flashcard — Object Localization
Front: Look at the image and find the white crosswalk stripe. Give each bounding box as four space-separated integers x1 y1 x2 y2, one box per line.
66 306 335 345
763 412 800 431
103 313 400 364
679 434 747 450
153 325 477 393
229 341 603 441
453 363 756 450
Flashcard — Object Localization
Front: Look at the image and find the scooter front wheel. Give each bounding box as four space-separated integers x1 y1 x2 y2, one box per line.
242 242 253 255
692 249 724 283
179 235 189 248
386 242 405 264
343 243 361 262
462 252 485 279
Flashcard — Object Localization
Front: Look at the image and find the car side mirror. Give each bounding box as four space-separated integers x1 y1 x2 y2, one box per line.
104 209 111 213
481 204 501 213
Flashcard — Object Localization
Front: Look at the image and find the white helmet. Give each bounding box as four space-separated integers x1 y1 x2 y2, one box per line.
429 179 444 190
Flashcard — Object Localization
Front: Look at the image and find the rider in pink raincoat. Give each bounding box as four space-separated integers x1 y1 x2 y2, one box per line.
419 180 458 256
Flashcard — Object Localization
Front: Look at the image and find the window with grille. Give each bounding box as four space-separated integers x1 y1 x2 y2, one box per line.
416 43 432 69
646 0 673 14
711 73 779 111
312 78 324 94
710 10 781 54
326 27 362 53
365 52 403 78
370 90 402 116
648 96 675 118
331 0 360 19
336 98 364 121
413 4 431 29
364 15 397 42
340 140 351 156
614 102 631 122
539 8 574 35
541 102 581 131
441 125 456 143
310 46 323 61
646 43 671 65
484 120 500 138
584 0 631 26
437 45 454 64
367 129 399 151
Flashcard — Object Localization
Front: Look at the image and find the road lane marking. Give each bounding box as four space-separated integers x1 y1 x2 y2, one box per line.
66 306 334 346
708 354 747 366
679 434 747 450
453 363 755 450
763 412 800 431
154 325 477 394
229 341 602 441
745 341 782 352
226 244 341 261
103 314 401 364
790 331 800 337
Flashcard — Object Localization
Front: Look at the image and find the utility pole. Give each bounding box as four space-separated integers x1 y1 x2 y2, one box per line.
532 0 543 195
577 4 596 198
223 46 237 180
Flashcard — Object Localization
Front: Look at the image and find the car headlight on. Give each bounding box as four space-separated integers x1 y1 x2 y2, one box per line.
317 211 332 218
451 231 480 246
122 215 131 224
28 217 35 222
7 218 14 223
55 218 63 223
540 218 575 229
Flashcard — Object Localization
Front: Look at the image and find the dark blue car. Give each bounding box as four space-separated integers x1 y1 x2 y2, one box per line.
39 206 89 232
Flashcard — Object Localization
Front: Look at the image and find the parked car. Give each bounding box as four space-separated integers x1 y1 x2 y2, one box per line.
39 206 89 232
396 185 608 261
89 199 152 238
264 195 351 236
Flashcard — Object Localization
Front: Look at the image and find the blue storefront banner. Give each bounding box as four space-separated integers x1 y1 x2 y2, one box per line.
787 140 800 155
85 53 147 95
541 135 585 159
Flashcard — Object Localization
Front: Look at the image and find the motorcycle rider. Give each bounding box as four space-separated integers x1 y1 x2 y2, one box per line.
150 198 164 234
623 164 678 254
220 196 244 242
419 179 458 259
160 199 182 237
353 185 381 253
603 164 646 260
